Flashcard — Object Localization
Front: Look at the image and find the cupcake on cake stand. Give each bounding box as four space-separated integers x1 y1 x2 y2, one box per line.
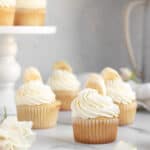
0 26 56 114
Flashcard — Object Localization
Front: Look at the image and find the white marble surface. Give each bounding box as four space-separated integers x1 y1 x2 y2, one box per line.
31 112 150 150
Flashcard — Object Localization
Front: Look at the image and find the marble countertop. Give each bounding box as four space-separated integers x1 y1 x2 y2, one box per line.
31 112 150 150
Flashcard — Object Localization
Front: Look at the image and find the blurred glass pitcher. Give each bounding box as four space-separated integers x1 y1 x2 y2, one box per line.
124 0 149 81
124 0 150 110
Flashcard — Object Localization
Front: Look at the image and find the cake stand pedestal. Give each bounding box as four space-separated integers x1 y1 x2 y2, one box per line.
0 26 56 115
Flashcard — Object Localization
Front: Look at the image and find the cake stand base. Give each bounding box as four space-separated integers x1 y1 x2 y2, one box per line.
0 26 56 115
0 86 16 115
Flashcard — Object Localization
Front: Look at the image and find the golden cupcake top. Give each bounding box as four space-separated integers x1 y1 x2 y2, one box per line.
85 73 106 96
52 61 72 73
71 88 120 119
23 67 42 83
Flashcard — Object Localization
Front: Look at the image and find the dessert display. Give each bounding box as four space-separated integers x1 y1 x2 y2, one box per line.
71 88 119 144
0 0 16 25
0 0 144 145
0 59 142 148
0 117 35 150
48 61 80 110
101 67 137 126
16 67 61 129
15 0 47 25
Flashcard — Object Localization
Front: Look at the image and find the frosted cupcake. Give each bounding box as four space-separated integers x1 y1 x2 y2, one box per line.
0 0 16 25
16 67 61 129
71 88 119 144
15 0 46 25
101 67 137 126
48 61 80 111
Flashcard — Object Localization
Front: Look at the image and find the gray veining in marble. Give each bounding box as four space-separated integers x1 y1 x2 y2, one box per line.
31 112 150 150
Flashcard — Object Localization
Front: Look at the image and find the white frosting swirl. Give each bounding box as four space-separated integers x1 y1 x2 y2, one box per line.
0 0 16 7
106 79 136 104
16 0 46 9
71 88 119 119
48 70 80 91
16 81 56 106
0 117 35 150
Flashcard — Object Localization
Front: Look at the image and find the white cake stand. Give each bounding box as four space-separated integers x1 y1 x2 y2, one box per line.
0 26 56 115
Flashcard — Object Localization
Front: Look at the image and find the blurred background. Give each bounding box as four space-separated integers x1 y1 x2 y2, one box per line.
16 0 147 82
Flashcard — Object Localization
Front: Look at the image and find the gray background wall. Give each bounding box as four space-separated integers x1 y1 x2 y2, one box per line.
16 0 147 82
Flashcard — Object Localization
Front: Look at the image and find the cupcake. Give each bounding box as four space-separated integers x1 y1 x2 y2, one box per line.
101 67 137 126
71 88 119 144
16 67 61 129
48 61 80 111
0 0 16 25
15 0 46 26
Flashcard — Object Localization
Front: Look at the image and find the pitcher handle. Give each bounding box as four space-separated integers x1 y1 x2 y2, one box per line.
124 0 145 77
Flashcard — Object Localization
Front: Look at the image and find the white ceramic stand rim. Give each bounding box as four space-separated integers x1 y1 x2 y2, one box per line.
0 26 56 115
0 26 56 34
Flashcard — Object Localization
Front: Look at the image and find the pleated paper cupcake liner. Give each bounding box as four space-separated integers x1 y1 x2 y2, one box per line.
54 90 78 111
116 101 137 126
0 7 15 25
15 8 45 26
17 101 61 129
72 117 118 144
